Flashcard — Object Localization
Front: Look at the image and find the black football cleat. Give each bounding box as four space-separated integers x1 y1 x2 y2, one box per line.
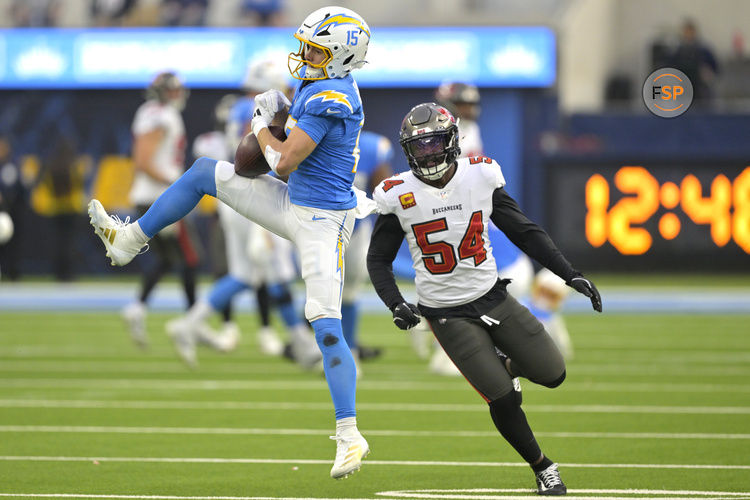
535 463 567 496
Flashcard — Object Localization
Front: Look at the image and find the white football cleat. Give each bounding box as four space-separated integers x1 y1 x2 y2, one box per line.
88 199 148 266
257 326 284 356
165 317 198 369
213 322 241 353
121 302 148 349
329 432 369 479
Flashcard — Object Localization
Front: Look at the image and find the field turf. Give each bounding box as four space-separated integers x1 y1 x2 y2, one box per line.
0 310 748 499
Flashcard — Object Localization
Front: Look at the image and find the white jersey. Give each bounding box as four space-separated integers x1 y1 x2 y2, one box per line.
373 156 506 308
129 100 186 205
458 119 483 158
192 130 230 162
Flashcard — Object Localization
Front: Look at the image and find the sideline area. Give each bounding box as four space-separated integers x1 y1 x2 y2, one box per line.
1 280 749 313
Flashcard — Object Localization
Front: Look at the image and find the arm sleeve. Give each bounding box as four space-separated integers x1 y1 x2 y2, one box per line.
490 187 578 282
366 213 408 311
294 113 336 144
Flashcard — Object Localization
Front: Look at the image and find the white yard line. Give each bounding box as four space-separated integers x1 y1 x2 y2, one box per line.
1 360 749 377
0 399 748 414
1 490 750 500
0 456 748 470
1 377 749 394
0 425 748 440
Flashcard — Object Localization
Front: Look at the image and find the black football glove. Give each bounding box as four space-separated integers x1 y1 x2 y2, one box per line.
391 302 421 330
567 274 603 312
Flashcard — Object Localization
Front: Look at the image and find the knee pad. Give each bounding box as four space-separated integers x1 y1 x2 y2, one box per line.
489 390 522 421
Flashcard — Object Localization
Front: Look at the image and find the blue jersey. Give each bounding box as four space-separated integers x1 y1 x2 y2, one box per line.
284 73 364 210
489 224 522 269
228 96 254 143
353 131 393 193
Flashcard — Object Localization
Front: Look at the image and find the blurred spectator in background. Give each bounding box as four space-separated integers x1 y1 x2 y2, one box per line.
670 19 719 101
239 0 284 26
161 0 208 26
121 72 200 349
11 0 61 27
35 137 87 282
90 0 139 26
0 137 25 281
718 29 750 102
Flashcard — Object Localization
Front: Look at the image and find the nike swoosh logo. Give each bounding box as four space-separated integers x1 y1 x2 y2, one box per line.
312 215 327 221
326 109 340 114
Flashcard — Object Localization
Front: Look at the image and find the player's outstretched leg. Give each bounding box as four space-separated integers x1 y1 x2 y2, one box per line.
88 157 218 266
88 200 149 266
312 317 369 479
488 392 566 496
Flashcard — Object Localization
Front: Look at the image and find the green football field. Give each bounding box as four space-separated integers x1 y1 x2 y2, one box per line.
0 310 749 499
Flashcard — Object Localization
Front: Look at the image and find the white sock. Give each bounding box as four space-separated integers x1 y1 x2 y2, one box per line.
187 300 214 323
131 221 149 245
336 416 358 437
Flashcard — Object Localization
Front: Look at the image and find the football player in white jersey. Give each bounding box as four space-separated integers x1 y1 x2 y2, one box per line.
424 82 535 376
121 72 198 349
89 6 373 479
367 103 602 496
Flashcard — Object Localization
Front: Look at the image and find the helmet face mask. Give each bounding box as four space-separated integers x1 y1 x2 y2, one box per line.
399 103 460 182
288 6 370 81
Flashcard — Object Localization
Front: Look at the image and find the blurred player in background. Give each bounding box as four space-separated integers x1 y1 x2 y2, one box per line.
435 81 483 157
121 72 199 349
89 6 373 479
522 268 574 360
341 130 393 373
367 103 602 495
166 65 320 369
224 60 318 362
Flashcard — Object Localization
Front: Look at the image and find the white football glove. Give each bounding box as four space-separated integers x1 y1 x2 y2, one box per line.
251 89 291 137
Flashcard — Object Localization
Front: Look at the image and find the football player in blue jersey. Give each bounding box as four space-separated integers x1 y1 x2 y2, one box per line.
88 5 373 480
341 131 394 372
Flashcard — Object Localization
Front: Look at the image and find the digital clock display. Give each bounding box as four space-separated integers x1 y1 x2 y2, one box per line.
545 162 750 271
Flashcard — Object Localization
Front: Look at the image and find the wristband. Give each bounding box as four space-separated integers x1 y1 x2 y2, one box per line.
251 117 268 138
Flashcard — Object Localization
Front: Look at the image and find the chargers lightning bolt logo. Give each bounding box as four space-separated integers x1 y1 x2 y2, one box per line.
315 14 370 37
306 90 354 113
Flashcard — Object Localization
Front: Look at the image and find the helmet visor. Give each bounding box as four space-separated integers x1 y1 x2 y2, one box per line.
402 132 452 160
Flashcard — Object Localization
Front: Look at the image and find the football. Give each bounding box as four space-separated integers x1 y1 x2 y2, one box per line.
234 125 287 178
